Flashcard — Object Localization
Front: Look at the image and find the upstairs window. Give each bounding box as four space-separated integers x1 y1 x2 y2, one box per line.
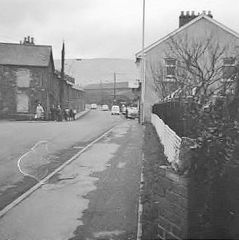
165 58 176 80
222 57 236 81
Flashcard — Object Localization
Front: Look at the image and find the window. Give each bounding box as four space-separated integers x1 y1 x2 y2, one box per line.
165 58 176 79
16 69 30 88
16 92 29 112
222 57 236 81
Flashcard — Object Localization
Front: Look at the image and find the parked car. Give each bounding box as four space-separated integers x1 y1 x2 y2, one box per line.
102 104 109 111
126 107 138 119
121 105 126 114
91 103 97 109
111 105 120 115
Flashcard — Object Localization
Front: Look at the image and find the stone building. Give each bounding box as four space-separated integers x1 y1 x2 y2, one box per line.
0 39 85 119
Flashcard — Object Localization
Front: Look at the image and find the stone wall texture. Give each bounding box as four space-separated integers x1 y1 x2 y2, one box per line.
155 166 188 239
0 64 85 119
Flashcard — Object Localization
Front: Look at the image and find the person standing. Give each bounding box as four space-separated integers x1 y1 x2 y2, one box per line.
36 103 44 120
56 105 62 121
50 105 56 121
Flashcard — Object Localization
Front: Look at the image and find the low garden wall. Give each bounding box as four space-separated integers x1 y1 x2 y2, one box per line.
151 113 181 165
150 111 239 239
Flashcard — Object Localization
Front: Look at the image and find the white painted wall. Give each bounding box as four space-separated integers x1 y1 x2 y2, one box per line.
151 113 181 165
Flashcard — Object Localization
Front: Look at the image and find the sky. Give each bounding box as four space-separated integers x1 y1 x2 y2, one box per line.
0 0 239 60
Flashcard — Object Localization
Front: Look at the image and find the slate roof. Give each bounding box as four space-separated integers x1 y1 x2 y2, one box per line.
0 43 52 67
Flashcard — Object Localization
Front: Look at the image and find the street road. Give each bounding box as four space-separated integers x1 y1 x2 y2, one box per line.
0 110 122 211
0 114 143 240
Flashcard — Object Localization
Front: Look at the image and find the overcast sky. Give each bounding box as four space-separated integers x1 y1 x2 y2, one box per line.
0 0 238 60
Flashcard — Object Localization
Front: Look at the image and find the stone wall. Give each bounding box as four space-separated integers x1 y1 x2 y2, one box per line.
155 166 188 239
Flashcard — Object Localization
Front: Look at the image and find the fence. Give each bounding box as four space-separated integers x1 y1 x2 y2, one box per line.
152 100 198 138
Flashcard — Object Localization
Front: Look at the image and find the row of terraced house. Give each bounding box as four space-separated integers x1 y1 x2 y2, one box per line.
0 36 85 120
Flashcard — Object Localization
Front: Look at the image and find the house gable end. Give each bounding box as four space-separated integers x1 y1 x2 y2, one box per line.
136 14 239 58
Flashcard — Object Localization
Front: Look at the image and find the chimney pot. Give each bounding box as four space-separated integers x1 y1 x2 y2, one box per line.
180 11 184 16
191 11 195 16
31 37 34 44
203 10 206 14
186 11 190 15
27 36 30 43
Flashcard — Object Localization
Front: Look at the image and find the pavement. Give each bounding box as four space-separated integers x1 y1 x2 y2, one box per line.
0 119 144 240
75 109 91 120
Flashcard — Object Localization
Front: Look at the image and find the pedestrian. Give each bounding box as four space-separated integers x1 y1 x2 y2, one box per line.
50 105 56 121
64 108 70 121
56 105 63 121
36 103 44 120
69 109 74 121
73 109 77 120
125 106 128 119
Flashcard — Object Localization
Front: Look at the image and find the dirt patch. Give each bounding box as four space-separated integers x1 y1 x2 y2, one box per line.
141 123 169 240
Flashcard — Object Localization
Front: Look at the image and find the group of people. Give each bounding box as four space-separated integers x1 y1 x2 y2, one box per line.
35 103 77 121
50 105 77 121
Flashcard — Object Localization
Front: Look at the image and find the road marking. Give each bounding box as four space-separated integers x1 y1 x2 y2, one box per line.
17 140 49 181
137 152 144 240
0 126 115 219
72 146 84 149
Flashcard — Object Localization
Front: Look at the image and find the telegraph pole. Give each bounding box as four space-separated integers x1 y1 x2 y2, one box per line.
113 72 116 102
60 41 65 108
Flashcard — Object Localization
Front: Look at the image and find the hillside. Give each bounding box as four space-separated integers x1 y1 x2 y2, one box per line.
54 58 138 87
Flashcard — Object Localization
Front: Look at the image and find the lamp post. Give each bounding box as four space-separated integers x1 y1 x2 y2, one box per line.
140 0 146 124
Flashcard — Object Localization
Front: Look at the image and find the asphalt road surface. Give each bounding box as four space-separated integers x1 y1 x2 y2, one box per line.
0 113 143 240
0 111 122 211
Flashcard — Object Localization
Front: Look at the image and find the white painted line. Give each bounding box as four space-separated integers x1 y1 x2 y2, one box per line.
17 140 48 181
0 126 115 219
72 146 84 149
137 153 144 240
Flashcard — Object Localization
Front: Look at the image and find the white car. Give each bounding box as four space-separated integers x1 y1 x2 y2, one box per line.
91 103 97 109
102 105 109 111
111 105 120 115
126 107 138 119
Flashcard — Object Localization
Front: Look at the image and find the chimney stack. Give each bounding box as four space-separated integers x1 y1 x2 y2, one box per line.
179 10 199 27
179 10 213 27
207 10 213 18
22 36 35 45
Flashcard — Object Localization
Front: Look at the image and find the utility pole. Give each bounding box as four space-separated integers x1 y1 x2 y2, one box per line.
141 0 146 123
60 41 65 108
113 72 116 102
100 80 103 104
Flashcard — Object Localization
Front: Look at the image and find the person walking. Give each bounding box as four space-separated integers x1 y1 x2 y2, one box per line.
36 103 44 120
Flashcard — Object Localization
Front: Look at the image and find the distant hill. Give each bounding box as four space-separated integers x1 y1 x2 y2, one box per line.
54 58 138 87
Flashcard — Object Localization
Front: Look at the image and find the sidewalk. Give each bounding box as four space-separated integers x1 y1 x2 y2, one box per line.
75 109 90 120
